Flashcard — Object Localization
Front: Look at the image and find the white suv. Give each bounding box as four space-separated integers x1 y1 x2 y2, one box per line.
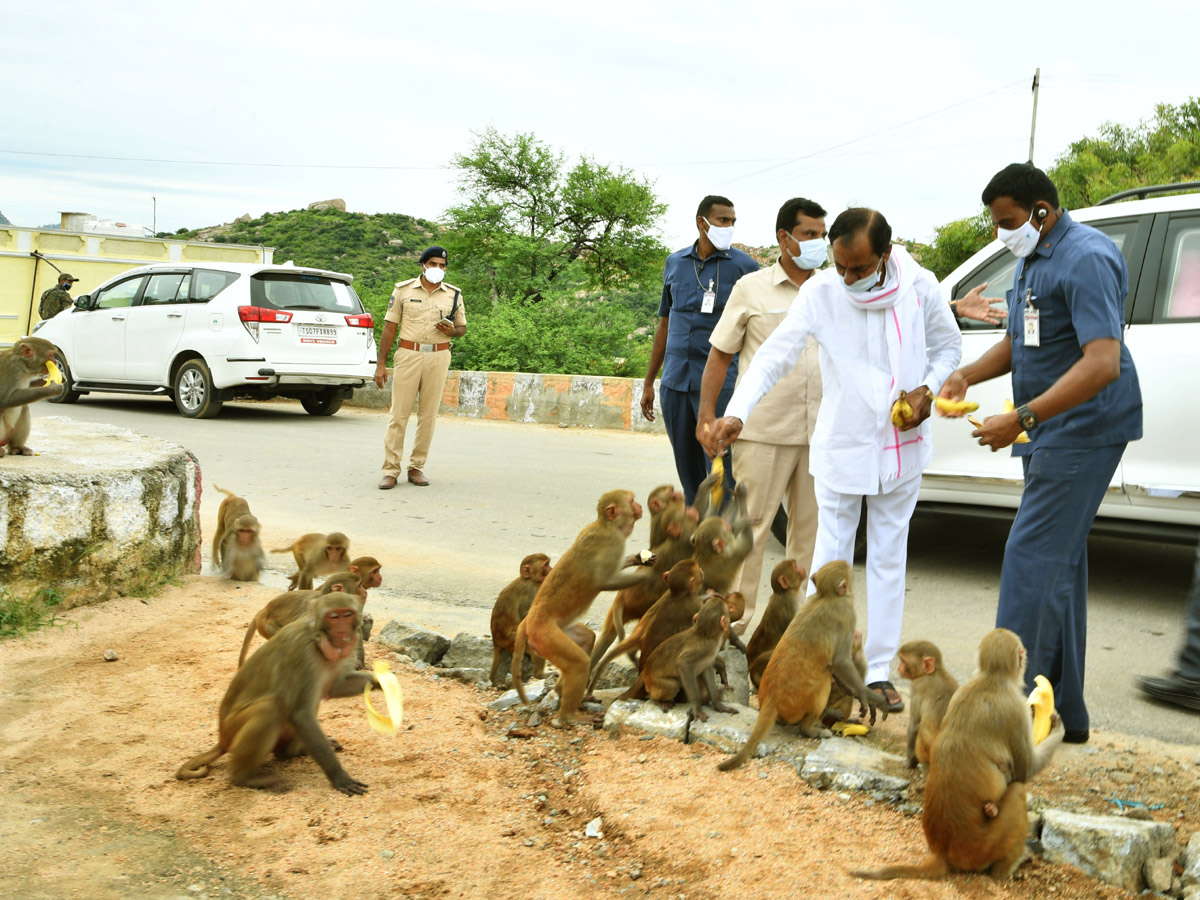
924 183 1200 539
33 262 377 418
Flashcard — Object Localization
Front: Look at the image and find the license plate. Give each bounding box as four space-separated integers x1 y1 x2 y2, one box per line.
298 325 338 337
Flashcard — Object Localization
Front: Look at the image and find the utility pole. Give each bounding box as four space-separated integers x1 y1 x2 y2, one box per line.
152 196 157 235
1028 67 1041 164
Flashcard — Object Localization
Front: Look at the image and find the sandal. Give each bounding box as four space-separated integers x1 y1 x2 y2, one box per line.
868 680 905 713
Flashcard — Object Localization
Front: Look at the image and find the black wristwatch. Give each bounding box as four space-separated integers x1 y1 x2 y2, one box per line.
1015 403 1040 431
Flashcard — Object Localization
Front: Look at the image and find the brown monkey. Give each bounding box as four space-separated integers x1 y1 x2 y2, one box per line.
897 639 959 769
646 483 682 547
176 591 370 795
690 478 753 595
852 628 1065 881
590 496 700 672
217 513 267 583
718 561 889 771
510 489 656 725
746 559 806 690
347 555 383 667
212 484 250 561
823 628 868 724
625 593 738 721
273 532 351 590
0 337 63 458
238 572 366 667
490 553 553 687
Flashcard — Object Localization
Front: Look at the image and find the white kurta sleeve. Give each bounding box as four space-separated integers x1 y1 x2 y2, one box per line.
724 284 815 424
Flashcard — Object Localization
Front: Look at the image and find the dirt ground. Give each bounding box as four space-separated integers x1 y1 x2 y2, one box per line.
2 578 1198 900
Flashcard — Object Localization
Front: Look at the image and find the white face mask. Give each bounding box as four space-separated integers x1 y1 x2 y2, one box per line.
996 208 1044 259
703 217 735 251
843 258 884 295
423 266 446 285
789 235 828 271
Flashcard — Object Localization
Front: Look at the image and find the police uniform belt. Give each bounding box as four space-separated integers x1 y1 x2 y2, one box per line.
398 339 451 353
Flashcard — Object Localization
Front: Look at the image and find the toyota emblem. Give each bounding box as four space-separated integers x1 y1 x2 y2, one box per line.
315 313 326 323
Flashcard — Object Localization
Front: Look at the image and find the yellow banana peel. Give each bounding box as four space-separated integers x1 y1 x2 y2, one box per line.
968 403 1030 442
364 660 404 735
831 721 870 737
890 390 913 428
709 453 725 512
934 396 979 414
1027 674 1054 745
44 360 64 384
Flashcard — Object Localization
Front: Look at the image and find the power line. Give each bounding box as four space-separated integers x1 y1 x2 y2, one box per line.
0 148 445 171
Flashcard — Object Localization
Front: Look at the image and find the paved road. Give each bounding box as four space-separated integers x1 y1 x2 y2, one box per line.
40 395 1200 747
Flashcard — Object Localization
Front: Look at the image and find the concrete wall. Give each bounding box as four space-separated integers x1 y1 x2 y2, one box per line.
350 370 666 434
0 418 202 609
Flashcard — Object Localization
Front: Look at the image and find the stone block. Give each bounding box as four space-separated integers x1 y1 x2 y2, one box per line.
718 647 749 707
1184 831 1200 887
603 699 688 741
1041 809 1176 893
376 620 450 665
686 704 778 756
592 656 637 692
439 632 493 670
490 678 552 711
438 667 489 685
799 738 910 799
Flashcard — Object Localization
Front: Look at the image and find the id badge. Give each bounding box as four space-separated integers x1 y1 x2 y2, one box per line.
1024 304 1040 347
701 290 716 314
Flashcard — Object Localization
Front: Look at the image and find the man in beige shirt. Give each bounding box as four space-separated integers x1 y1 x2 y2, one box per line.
696 198 827 629
375 246 467 488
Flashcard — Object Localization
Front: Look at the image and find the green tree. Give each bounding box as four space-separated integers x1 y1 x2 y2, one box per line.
918 210 994 281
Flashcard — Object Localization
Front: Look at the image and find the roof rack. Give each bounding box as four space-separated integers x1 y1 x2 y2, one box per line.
1097 182 1200 205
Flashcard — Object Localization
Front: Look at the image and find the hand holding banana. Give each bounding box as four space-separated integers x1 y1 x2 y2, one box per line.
889 386 938 432
956 399 1030 450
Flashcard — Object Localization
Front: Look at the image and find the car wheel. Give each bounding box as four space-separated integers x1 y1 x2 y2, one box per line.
47 351 81 405
300 390 345 417
173 358 223 419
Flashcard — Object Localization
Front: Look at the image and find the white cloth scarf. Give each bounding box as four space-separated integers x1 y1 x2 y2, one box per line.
842 245 929 485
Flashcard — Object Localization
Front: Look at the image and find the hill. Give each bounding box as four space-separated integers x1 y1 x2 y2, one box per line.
0 209 10 226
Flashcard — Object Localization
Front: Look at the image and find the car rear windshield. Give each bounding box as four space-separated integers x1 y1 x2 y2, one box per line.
249 272 363 312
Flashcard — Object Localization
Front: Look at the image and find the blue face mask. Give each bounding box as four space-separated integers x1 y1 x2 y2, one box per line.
789 235 828 271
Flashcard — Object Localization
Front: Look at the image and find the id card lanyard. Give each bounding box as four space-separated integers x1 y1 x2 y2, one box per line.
1023 287 1040 348
693 258 720 314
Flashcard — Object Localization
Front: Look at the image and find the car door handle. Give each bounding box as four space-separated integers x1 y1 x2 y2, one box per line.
111 315 127 321
167 313 183 319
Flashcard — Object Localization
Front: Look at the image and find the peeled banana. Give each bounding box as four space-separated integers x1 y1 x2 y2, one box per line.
1027 674 1055 745
709 452 726 512
934 396 979 414
890 390 913 428
44 360 63 385
364 660 404 735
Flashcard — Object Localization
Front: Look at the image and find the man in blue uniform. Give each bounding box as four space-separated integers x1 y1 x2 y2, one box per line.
641 195 759 504
940 163 1143 743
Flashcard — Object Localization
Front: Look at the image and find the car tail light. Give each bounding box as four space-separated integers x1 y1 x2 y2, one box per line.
238 305 293 342
344 313 373 327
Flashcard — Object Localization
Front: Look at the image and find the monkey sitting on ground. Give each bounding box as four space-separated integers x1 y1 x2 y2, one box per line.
211 484 267 582
176 592 370 795
623 593 737 722
718 561 889 771
490 553 553 687
510 489 658 726
273 531 351 590
348 556 383 668
746 559 806 690
822 628 868 725
896 639 959 769
851 628 1065 881
0 337 63 458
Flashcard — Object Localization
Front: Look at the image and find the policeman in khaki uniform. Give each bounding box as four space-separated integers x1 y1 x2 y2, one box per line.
376 246 467 488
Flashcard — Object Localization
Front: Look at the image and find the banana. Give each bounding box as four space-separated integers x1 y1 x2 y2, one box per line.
709 452 726 512
1027 674 1055 745
831 721 870 737
890 390 913 429
44 360 64 385
1003 400 1031 442
364 660 404 735
933 396 979 414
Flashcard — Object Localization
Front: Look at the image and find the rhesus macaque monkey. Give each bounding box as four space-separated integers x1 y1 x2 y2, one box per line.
510 489 656 726
212 492 267 583
624 594 737 722
718 561 889 771
897 639 959 769
852 628 1065 881
238 573 366 667
690 478 753 595
590 496 700 672
177 592 370 795
646 484 682 547
347 555 383 667
823 628 868 724
273 532 351 590
746 559 806 690
490 553 553 687
0 337 63 458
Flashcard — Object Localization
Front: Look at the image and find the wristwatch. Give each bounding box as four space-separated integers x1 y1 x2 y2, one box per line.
1015 403 1040 432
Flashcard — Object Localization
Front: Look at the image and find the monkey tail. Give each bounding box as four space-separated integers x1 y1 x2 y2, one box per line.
511 620 530 705
237 620 257 668
611 600 627 642
849 854 948 881
587 639 630 694
211 484 236 500
717 697 777 771
615 673 646 701
176 745 223 780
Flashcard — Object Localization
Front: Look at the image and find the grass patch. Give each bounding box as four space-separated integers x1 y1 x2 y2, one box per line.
0 587 67 639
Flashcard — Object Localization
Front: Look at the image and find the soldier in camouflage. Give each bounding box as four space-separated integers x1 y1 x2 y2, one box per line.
39 273 79 320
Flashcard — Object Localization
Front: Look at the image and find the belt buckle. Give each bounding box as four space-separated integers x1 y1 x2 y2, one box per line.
419 342 433 353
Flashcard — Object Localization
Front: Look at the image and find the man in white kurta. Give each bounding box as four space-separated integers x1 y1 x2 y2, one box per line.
706 209 961 710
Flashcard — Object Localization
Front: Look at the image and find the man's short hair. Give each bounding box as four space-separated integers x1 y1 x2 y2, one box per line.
775 198 827 235
981 162 1060 210
829 208 892 256
696 195 734 219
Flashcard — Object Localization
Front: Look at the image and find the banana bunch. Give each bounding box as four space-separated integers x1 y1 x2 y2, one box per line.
1027 674 1055 745
44 360 64 385
890 390 913 428
364 660 404 735
933 396 978 414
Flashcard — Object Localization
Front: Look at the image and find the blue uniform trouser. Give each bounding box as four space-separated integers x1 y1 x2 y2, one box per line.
659 384 733 506
996 443 1126 733
1178 540 1200 681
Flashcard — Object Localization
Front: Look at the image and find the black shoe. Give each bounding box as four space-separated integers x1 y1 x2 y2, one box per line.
1137 673 1200 711
1063 729 1089 744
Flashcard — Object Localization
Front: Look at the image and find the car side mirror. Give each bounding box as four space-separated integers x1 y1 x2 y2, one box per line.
74 295 91 310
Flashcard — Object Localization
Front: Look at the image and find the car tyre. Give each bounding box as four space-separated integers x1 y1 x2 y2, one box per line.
173 358 223 419
46 351 82 405
300 390 345 417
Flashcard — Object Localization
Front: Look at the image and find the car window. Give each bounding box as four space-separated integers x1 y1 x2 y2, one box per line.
1155 215 1200 321
190 270 239 303
141 273 187 305
93 277 144 310
250 273 362 312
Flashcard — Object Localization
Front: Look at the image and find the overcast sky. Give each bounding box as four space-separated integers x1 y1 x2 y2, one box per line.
1 1 1193 251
